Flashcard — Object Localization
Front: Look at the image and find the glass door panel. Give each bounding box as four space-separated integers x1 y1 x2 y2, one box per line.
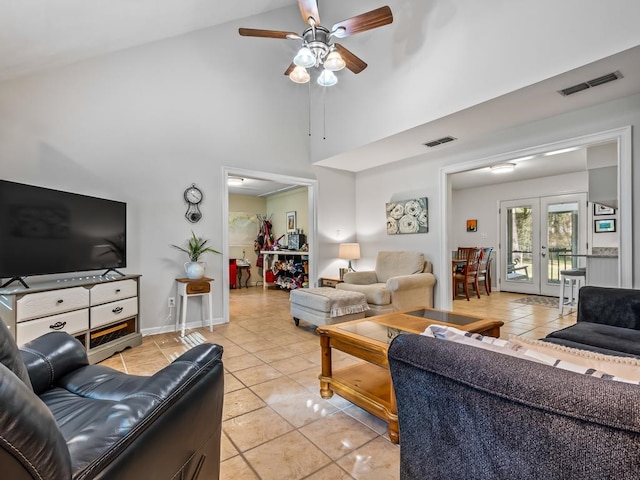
540 194 586 297
500 194 586 296
501 198 540 294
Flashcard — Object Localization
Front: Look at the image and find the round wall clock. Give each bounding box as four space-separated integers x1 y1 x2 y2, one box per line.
184 184 203 223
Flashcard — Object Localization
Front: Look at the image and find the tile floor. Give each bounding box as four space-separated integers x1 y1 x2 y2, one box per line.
99 287 577 479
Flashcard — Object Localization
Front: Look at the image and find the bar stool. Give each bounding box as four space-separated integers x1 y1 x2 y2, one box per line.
558 268 586 314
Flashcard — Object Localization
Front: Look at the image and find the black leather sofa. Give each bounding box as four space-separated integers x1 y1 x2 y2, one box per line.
0 318 224 480
544 285 640 357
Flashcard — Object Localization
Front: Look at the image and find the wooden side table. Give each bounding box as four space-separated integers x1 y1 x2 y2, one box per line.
319 276 343 288
175 277 214 337
236 264 251 288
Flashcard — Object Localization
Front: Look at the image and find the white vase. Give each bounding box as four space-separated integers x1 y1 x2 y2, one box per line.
185 261 206 279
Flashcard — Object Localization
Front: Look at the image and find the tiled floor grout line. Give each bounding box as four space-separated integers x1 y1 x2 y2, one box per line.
102 288 576 479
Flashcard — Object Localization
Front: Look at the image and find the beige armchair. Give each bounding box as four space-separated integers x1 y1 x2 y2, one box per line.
336 251 436 316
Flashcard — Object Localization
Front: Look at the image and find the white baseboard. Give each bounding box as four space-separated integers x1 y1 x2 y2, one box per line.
141 317 227 336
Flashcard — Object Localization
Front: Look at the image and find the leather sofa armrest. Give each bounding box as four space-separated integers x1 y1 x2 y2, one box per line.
386 272 436 292
20 332 89 394
343 270 378 285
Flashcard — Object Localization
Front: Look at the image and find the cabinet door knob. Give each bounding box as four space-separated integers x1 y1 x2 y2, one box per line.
57 299 64 304
112 306 124 314
115 289 121 293
50 321 67 330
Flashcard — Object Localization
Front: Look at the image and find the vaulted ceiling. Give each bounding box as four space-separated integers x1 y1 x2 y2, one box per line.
2 1 639 179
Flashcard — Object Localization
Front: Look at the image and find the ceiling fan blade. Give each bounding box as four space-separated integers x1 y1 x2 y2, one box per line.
239 28 300 40
331 6 393 38
298 0 320 26
284 63 296 76
334 44 367 74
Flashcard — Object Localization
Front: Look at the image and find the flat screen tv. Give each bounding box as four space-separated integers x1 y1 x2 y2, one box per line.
0 180 126 286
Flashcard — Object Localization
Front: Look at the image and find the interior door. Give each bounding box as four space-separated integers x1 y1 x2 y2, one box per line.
500 194 586 296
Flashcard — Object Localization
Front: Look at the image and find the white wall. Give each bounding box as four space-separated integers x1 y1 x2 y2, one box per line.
451 172 588 288
354 93 640 306
452 171 588 250
0 10 356 334
309 0 640 162
266 187 308 245
228 194 266 284
2 3 640 332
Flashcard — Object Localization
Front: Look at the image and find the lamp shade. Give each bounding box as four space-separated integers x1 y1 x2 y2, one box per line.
289 65 310 84
338 243 361 260
324 51 345 71
294 47 316 68
317 68 338 87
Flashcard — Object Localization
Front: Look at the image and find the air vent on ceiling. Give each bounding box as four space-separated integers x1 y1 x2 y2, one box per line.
423 136 457 148
558 71 623 96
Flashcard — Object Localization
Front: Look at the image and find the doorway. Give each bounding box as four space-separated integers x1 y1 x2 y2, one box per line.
221 167 318 323
500 193 587 296
439 126 632 310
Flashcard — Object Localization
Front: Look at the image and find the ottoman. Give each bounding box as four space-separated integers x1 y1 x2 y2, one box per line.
290 287 369 327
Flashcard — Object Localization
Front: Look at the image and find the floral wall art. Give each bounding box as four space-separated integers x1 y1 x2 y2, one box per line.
386 197 428 235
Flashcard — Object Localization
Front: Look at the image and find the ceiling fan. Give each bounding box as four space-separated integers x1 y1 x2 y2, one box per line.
239 0 393 87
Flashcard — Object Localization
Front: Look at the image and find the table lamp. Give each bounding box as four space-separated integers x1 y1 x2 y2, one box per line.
338 243 361 272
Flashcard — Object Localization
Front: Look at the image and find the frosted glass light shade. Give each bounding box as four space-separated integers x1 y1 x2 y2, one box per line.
293 47 316 68
324 51 345 71
317 68 337 87
289 65 310 84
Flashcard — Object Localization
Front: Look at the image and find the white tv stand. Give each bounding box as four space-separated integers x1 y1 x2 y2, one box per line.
0 274 142 364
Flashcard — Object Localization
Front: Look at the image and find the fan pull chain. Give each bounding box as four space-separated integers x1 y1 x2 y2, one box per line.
323 100 326 140
323 89 327 140
308 79 311 137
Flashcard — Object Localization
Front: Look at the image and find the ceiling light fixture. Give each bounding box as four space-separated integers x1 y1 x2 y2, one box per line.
289 65 310 84
512 155 535 162
240 5 394 88
227 177 244 186
287 27 345 87
293 46 316 68
324 50 346 71
543 147 580 156
317 68 338 87
490 163 516 174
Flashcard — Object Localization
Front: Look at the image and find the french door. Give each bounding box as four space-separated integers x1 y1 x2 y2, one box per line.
500 193 587 296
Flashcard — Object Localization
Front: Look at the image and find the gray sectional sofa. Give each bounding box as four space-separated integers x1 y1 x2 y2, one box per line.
388 286 640 480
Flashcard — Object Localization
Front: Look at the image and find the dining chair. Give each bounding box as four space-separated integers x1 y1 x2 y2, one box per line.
454 247 479 273
478 247 493 295
453 248 481 300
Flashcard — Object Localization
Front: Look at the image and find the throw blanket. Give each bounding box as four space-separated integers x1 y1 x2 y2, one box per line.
318 289 369 317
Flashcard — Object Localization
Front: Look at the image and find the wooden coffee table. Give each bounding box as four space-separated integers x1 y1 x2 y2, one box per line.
316 307 503 444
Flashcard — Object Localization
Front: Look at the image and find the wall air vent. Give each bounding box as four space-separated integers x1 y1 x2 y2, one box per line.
423 136 457 148
558 71 623 96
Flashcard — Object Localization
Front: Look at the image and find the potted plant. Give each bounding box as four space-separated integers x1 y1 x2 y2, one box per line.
171 231 221 279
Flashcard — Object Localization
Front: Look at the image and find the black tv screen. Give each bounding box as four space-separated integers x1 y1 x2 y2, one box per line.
0 180 126 279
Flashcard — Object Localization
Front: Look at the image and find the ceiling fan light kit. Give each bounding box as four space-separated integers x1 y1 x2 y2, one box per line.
290 65 311 84
317 69 338 87
294 46 316 68
239 1 393 87
324 50 346 71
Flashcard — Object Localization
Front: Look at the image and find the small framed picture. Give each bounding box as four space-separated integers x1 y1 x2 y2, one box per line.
594 219 616 233
286 211 297 233
466 219 477 232
594 203 615 215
